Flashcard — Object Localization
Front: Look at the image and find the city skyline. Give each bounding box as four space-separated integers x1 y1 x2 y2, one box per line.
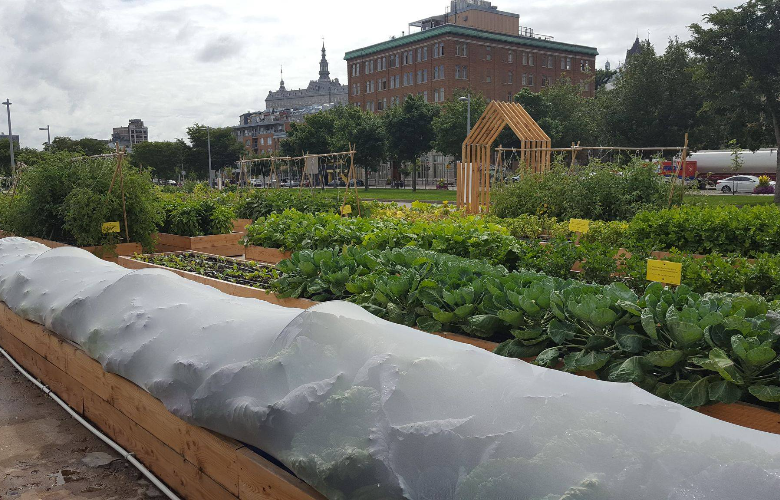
0 0 741 149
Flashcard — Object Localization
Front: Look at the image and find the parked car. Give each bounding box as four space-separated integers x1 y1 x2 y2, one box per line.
327 179 346 187
280 179 300 188
348 179 364 187
716 175 761 193
250 178 263 187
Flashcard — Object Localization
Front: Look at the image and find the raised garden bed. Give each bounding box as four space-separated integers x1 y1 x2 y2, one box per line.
0 302 325 500
232 218 252 233
128 249 780 438
119 252 315 309
244 245 292 264
23 236 142 263
154 232 243 257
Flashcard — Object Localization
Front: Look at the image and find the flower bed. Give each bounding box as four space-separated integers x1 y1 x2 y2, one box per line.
121 252 315 309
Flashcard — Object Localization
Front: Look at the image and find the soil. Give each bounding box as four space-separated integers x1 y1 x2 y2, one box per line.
137 252 277 289
0 356 165 499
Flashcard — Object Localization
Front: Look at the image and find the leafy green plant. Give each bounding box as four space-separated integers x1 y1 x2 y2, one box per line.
3 153 162 249
159 194 235 236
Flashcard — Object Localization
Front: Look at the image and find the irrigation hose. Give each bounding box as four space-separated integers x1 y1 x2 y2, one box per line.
0 345 181 500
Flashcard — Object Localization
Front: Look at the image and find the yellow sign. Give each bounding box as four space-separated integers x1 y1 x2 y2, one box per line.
646 259 682 286
568 218 590 234
341 205 352 215
101 222 120 233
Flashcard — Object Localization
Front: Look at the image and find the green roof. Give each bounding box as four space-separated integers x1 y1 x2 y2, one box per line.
344 25 598 60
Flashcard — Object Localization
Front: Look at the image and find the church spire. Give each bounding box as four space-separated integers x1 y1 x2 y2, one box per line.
279 65 286 91
318 40 330 82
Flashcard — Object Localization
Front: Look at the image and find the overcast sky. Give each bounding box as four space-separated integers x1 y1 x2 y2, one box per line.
0 0 741 149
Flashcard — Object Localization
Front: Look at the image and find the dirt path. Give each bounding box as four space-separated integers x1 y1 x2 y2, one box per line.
0 356 164 499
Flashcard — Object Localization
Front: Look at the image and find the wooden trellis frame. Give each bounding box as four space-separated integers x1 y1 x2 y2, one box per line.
457 101 551 213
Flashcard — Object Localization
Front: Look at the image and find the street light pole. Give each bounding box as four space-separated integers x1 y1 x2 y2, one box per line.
2 99 14 175
458 93 472 136
39 125 51 148
207 126 213 188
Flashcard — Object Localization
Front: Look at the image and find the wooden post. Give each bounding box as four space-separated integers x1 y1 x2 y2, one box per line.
668 133 688 207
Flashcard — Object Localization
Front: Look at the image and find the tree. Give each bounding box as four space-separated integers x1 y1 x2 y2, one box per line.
432 90 488 161
382 95 439 191
186 125 245 180
50 136 111 156
689 0 780 203
279 112 336 157
129 140 189 181
595 39 703 149
515 79 598 148
594 68 617 91
328 106 386 190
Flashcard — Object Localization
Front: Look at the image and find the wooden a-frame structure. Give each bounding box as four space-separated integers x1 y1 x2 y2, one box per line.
457 101 551 213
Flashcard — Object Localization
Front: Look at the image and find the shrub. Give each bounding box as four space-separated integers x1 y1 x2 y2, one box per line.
235 189 368 220
159 194 235 237
3 153 162 249
625 205 780 256
492 159 671 221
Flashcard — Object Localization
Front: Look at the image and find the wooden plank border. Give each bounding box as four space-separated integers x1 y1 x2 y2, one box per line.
0 302 325 500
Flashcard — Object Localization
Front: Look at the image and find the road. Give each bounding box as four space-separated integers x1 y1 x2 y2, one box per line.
0 356 163 499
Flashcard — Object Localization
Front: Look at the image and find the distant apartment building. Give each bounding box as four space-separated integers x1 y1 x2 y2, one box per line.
0 133 19 146
111 119 148 151
344 0 598 111
234 109 293 155
265 44 348 111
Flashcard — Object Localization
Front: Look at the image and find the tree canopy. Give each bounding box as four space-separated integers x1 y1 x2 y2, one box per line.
432 90 488 160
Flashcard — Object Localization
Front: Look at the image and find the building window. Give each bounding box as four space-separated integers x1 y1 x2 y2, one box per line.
456 43 467 56
547 55 553 68
566 57 572 70
366 101 374 112
508 71 513 84
541 75 548 87
455 65 468 79
529 54 534 66
380 78 387 91
486 46 492 61
433 64 445 80
522 52 527 65
580 60 590 72
560 57 566 70
522 73 527 85
377 98 386 111
417 48 422 62
528 74 534 86
486 72 492 83
508 51 514 63
434 42 444 57
391 96 400 106
423 91 428 102
390 54 399 68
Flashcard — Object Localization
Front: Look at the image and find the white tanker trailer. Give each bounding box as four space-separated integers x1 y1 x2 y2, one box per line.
686 148 778 184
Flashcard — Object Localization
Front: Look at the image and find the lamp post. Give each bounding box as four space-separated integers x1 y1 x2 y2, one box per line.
39 125 51 148
207 126 213 188
2 99 14 175
458 94 471 136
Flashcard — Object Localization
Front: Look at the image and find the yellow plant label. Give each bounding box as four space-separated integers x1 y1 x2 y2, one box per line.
101 221 120 233
341 205 352 215
646 259 682 286
568 218 590 234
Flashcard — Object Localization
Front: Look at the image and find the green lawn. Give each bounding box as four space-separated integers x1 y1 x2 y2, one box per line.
683 193 776 207
359 188 456 202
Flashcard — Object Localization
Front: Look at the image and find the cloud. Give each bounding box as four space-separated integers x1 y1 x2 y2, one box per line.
197 35 241 63
0 0 747 149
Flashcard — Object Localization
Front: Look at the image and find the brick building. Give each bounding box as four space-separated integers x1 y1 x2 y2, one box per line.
344 2 597 111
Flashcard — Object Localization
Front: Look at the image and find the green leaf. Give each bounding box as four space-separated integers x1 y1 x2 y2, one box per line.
416 316 442 333
535 347 560 367
707 348 744 385
432 311 456 324
573 351 611 371
641 309 657 339
748 385 780 403
614 325 645 354
589 308 618 329
511 329 543 341
584 335 613 351
708 380 742 404
643 350 683 367
608 356 646 384
669 322 704 348
466 314 503 336
548 319 577 345
744 346 777 367
454 304 476 318
668 378 710 407
497 309 525 327
493 339 546 359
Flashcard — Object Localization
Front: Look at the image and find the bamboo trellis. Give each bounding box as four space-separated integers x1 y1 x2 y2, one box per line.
458 101 551 214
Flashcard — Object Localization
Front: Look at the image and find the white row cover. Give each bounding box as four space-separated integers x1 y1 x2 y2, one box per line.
1 237 779 500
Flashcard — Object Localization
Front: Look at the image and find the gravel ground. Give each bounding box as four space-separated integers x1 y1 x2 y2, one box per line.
0 355 165 499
